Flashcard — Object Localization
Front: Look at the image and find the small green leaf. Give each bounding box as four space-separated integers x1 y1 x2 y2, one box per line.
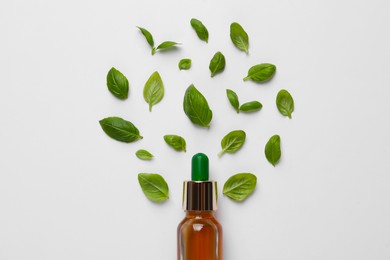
226 89 240 113
265 135 281 166
183 84 213 128
276 89 294 119
152 41 180 55
243 63 276 83
209 51 226 77
136 149 154 160
138 173 169 202
143 71 164 111
164 135 186 152
190 18 209 43
218 130 246 157
137 26 154 48
99 117 142 143
239 101 263 112
223 173 257 201
230 22 249 54
106 67 129 100
178 59 192 70
157 41 179 49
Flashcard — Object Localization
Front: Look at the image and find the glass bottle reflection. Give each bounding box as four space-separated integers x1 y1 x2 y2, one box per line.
178 211 222 260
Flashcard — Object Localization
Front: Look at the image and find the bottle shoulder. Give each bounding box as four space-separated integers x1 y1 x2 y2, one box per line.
177 213 222 232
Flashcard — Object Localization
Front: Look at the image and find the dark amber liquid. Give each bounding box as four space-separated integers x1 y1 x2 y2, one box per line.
177 211 222 260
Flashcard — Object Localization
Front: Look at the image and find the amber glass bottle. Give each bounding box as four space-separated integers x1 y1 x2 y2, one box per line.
177 153 223 260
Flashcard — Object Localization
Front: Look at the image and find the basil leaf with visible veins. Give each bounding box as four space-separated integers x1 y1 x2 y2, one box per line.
99 117 142 143
265 135 281 166
106 67 129 100
138 173 169 202
226 89 240 113
243 63 276 83
152 41 180 55
209 51 226 77
276 89 294 118
164 135 186 152
179 59 192 70
136 149 154 160
183 84 213 128
218 130 246 157
230 22 249 54
137 26 154 48
143 71 164 111
223 173 257 201
190 18 209 43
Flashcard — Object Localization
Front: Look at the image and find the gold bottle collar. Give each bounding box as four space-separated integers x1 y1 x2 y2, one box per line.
182 181 218 211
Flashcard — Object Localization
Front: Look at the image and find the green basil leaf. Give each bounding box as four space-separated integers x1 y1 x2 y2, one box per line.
243 63 276 83
152 41 180 55
137 26 154 48
178 58 192 70
138 173 169 202
183 84 213 128
164 135 186 152
223 173 257 201
230 22 249 54
190 18 209 43
226 89 240 113
239 101 262 112
99 117 142 143
209 51 226 77
218 130 246 157
276 89 294 119
106 67 129 100
135 149 154 160
143 71 164 112
265 135 281 166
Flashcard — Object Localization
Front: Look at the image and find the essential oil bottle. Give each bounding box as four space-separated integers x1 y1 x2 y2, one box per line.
177 153 223 260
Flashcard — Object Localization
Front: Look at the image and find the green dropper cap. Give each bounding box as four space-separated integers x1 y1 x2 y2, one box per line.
191 153 209 181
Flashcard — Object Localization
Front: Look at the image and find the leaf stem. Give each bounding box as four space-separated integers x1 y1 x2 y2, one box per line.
217 150 225 157
243 76 250 81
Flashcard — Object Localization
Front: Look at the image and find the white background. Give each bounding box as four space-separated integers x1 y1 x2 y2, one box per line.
1 0 390 259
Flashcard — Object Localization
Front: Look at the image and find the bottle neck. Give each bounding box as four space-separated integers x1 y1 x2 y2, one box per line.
185 210 215 218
